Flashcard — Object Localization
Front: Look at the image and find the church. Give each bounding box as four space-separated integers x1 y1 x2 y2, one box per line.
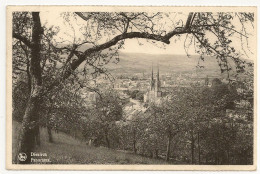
144 65 163 104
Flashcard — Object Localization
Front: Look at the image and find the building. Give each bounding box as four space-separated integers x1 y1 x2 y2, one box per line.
144 65 163 103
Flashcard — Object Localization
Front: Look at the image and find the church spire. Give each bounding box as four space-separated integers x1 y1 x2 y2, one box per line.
155 63 161 91
151 63 154 80
150 63 156 90
157 63 159 81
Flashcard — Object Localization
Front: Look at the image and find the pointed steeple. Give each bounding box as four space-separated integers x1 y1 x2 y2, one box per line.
157 63 159 81
155 63 161 91
150 63 155 90
151 63 154 80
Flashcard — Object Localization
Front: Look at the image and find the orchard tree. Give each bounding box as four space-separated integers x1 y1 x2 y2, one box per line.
41 81 88 142
12 11 254 163
84 88 123 148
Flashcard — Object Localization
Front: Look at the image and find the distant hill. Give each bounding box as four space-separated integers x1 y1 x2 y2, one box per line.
72 44 253 78
104 52 223 76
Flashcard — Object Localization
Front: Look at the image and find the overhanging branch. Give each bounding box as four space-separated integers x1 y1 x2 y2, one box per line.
46 12 195 93
70 13 195 72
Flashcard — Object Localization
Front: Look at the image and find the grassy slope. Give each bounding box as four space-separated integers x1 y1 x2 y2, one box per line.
12 121 167 164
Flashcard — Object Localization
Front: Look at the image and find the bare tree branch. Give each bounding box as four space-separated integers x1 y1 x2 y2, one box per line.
44 12 195 91
70 13 195 71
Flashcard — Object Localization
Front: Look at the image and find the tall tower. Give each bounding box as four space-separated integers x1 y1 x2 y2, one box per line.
155 64 161 92
155 64 162 98
150 65 155 90
152 65 154 80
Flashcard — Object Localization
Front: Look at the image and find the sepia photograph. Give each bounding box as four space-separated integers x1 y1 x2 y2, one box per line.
6 6 256 170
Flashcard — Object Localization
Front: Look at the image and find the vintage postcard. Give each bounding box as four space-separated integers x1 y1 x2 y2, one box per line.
6 6 257 170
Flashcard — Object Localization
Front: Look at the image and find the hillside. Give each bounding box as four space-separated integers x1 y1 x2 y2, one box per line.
75 44 253 78
12 121 168 164
105 52 223 76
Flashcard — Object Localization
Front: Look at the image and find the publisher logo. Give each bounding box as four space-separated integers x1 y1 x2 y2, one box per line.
18 152 27 162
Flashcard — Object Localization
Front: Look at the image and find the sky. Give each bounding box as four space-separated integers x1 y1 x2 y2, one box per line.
41 11 192 55
40 11 256 59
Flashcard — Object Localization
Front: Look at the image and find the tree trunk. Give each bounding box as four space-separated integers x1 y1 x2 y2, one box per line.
191 131 195 164
133 128 137 154
226 148 230 164
133 140 137 154
166 133 172 161
46 106 53 143
214 143 218 164
105 132 110 148
197 131 201 164
216 141 219 164
153 137 159 159
15 12 43 164
47 125 53 143
16 95 42 164
35 125 40 146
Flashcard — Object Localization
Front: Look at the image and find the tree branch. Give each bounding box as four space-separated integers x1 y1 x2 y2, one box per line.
71 17 194 72
75 12 92 22
184 12 194 30
47 12 195 94
13 32 32 48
